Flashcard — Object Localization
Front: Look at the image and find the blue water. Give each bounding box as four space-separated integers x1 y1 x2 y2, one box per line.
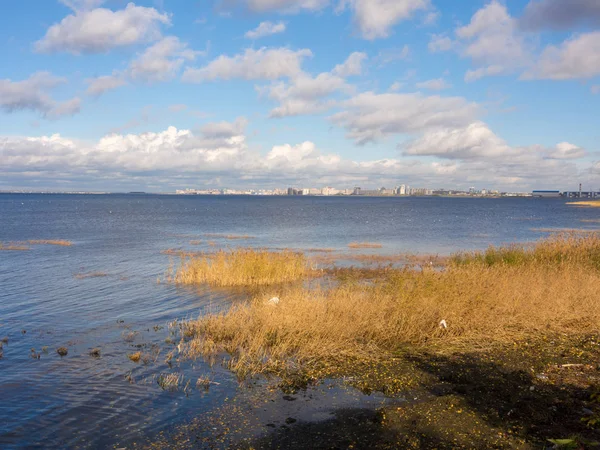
0 194 598 448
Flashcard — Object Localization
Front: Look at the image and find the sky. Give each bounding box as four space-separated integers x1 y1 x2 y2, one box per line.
1 0 599 192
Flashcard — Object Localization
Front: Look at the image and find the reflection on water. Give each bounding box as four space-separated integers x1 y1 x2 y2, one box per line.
0 194 598 448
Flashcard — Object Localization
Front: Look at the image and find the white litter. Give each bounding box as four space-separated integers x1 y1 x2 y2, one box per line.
439 319 448 329
266 297 280 306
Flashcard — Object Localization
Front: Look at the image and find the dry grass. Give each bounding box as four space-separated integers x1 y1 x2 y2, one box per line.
190 240 203 245
348 242 383 249
28 239 73 246
172 248 308 287
180 233 600 382
567 200 600 208
0 242 30 251
451 232 600 270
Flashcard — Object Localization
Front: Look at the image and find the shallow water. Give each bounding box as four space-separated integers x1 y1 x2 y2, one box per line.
0 194 598 448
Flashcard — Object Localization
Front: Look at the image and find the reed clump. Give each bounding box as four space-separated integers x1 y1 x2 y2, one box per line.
172 248 308 287
568 201 600 208
181 233 600 383
451 232 600 270
0 242 30 251
28 239 73 246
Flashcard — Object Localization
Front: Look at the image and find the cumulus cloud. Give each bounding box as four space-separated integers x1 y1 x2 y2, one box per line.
404 122 514 159
404 123 586 163
428 34 453 52
0 72 80 119
1 122 589 192
339 0 430 40
545 142 586 159
520 0 600 31
182 47 312 83
332 52 367 77
220 0 329 14
86 73 127 96
522 31 600 80
416 78 451 90
455 1 531 81
35 3 170 54
260 72 350 117
245 21 286 39
330 91 479 144
86 36 201 96
200 117 248 138
128 36 201 82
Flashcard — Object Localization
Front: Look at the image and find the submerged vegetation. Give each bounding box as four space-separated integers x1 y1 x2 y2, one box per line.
171 248 308 287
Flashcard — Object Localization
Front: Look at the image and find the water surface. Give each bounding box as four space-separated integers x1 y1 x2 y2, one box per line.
0 194 597 448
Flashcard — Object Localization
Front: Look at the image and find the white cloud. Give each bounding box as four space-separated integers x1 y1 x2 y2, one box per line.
546 142 586 160
428 34 453 52
520 0 600 31
404 123 586 163
86 73 126 96
332 52 367 77
416 78 451 90
200 117 248 138
35 3 170 54
128 36 201 82
464 65 505 83
455 1 531 81
245 21 286 39
404 122 514 159
182 47 312 82
222 0 329 14
330 91 479 144
523 32 600 80
46 97 82 119
2 123 589 192
339 0 430 40
261 72 350 117
0 72 80 119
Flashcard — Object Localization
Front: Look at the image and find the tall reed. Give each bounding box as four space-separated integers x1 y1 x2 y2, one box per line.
181 233 600 380
172 248 308 287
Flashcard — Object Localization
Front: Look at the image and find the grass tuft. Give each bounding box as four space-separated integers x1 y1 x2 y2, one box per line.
172 248 308 287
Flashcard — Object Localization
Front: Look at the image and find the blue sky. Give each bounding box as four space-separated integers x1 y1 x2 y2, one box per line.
1 0 599 192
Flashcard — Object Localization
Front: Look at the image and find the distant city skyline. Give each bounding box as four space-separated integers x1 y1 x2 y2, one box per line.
1 1 600 192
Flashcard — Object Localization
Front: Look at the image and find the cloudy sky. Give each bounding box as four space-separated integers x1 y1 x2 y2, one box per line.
1 0 599 192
